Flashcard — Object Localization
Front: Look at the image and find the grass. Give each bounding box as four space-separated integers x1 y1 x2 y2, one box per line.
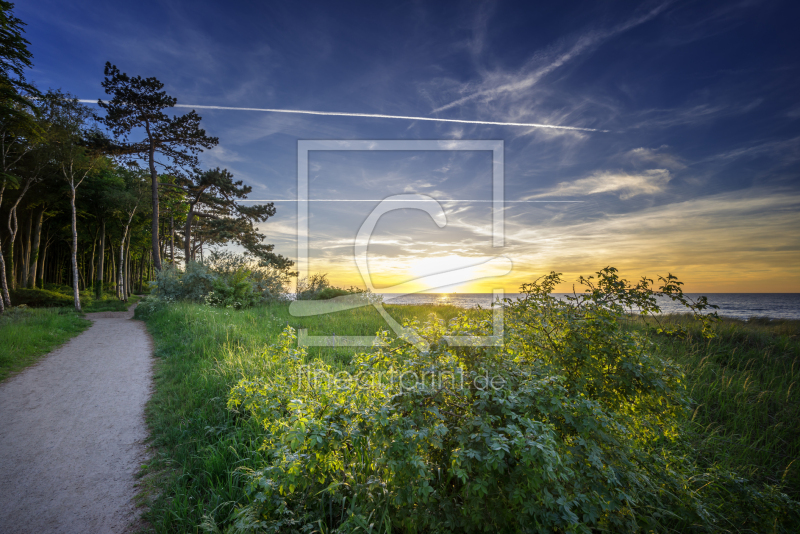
135 300 800 532
0 307 91 383
10 285 141 312
645 315 800 499
134 301 466 532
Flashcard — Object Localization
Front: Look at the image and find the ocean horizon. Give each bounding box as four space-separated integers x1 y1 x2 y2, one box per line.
378 293 800 320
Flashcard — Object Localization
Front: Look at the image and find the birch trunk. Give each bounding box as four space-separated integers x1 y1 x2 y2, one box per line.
119 207 137 301
69 183 81 311
88 226 97 292
27 207 44 288
110 241 117 298
96 220 105 299
21 211 31 287
0 180 9 308
38 232 49 289
6 178 35 291
118 238 124 301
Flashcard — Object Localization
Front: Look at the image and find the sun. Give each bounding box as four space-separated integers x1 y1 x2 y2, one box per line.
407 255 487 293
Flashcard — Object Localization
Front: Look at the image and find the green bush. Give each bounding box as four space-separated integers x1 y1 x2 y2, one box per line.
295 273 382 303
151 251 294 308
227 269 799 533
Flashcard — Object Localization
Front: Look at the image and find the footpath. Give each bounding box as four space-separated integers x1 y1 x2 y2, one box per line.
0 304 152 534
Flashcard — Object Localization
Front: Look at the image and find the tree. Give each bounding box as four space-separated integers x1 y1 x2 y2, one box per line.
0 1 39 124
106 167 147 301
98 63 218 272
179 167 291 268
47 92 103 311
0 0 39 312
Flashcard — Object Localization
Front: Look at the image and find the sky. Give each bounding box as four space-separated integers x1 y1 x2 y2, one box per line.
18 0 800 293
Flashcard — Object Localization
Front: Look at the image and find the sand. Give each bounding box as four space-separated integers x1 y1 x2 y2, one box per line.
0 304 153 533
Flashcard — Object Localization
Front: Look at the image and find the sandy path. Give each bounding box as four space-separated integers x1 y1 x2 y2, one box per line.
0 305 152 534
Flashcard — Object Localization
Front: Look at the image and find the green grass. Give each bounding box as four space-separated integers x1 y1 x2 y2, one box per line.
10 285 141 312
134 301 466 532
135 301 800 532
645 315 800 499
0 307 91 383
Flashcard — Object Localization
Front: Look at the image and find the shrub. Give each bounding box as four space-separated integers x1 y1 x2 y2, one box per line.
228 269 799 533
295 273 382 303
150 251 294 308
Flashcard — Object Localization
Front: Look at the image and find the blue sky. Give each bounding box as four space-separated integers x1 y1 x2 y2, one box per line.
18 0 800 291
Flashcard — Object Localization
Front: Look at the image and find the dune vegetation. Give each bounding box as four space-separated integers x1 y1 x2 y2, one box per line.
134 267 800 533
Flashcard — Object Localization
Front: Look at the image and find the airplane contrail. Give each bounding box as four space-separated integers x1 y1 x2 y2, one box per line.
77 100 607 132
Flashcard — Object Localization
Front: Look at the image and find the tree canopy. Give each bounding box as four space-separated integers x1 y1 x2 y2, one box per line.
99 62 219 271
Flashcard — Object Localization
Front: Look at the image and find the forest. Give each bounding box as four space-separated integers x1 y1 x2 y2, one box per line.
0 3 290 316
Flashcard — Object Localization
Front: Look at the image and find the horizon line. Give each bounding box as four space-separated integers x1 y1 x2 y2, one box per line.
237 199 584 202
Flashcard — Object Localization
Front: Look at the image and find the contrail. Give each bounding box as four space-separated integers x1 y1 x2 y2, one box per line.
77 100 607 132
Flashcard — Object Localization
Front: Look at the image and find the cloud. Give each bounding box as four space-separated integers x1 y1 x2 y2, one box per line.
496 188 800 292
531 169 672 200
626 146 686 169
431 2 671 114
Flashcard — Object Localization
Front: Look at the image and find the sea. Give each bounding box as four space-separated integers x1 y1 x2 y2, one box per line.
378 293 800 320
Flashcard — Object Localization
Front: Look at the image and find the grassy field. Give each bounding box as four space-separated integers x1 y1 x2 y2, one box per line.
135 300 800 532
646 315 800 498
0 307 91 383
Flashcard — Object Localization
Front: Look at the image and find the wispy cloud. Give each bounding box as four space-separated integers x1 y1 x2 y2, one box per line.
625 147 686 169
431 2 672 114
529 169 672 200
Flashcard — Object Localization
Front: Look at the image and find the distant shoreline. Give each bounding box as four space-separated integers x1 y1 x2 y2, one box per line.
377 293 800 321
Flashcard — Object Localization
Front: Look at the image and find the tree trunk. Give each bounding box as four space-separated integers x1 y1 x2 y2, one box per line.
124 233 130 300
38 231 49 289
110 241 117 298
7 206 17 290
0 246 8 308
0 181 10 307
184 207 195 264
96 219 105 299
69 185 81 311
27 207 44 288
139 252 145 293
170 214 175 265
118 238 123 301
21 210 31 288
147 135 162 272
78 248 86 291
6 177 36 291
88 226 97 294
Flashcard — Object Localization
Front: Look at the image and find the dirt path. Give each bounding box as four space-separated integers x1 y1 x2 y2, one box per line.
0 305 152 534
